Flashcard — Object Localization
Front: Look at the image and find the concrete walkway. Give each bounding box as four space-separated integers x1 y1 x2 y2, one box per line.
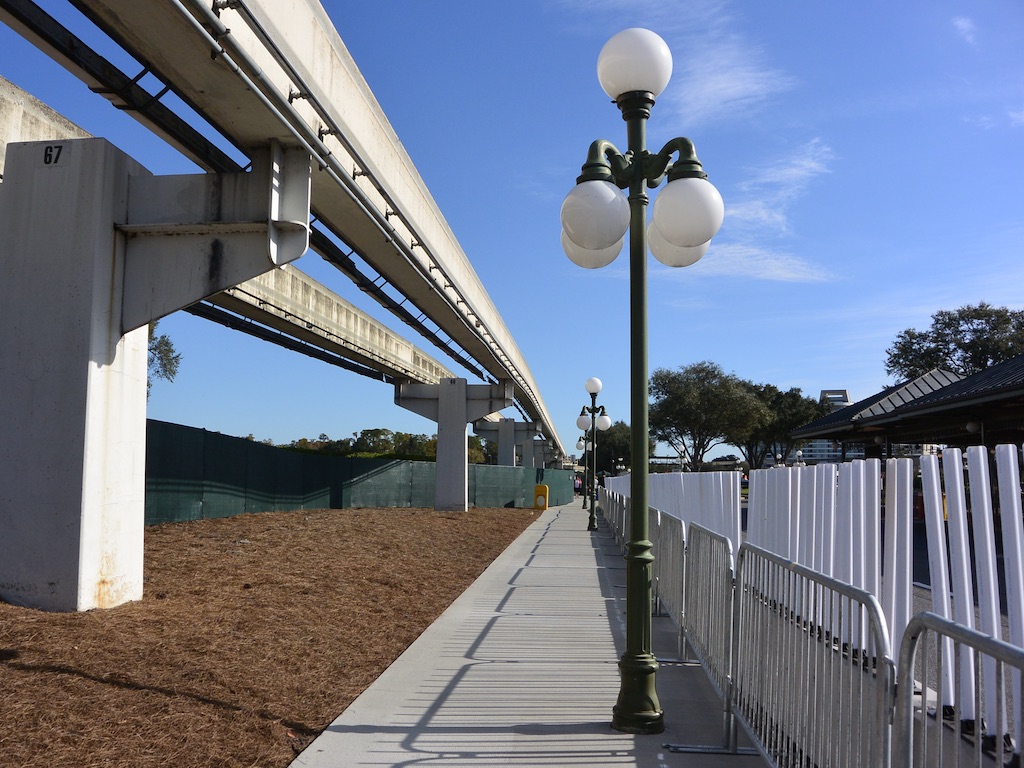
291 502 767 768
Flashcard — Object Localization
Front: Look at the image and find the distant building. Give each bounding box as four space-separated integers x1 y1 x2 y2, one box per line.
799 390 863 463
820 389 853 410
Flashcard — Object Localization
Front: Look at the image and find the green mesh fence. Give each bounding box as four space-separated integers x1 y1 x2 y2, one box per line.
145 420 573 524
145 420 204 523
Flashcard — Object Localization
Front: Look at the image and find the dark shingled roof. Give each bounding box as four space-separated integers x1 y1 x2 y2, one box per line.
791 369 962 439
875 354 1024 416
790 353 1024 448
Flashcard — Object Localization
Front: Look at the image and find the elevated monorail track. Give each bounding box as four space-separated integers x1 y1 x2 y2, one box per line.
0 0 561 452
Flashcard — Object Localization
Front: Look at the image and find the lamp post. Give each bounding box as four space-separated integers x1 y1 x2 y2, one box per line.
576 430 589 510
575 435 589 505
559 28 724 734
576 377 611 529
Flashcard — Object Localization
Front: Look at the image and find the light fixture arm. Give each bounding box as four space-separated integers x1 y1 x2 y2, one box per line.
577 139 631 187
648 136 708 186
576 135 708 192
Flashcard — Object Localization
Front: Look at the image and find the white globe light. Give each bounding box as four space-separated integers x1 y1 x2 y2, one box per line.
585 376 603 394
648 223 709 268
597 28 673 100
596 413 612 431
576 439 586 451
561 231 623 269
577 413 592 431
652 177 725 248
560 180 629 251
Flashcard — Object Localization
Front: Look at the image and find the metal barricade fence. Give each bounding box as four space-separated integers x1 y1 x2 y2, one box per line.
597 487 628 550
733 543 895 768
651 506 686 637
895 612 1023 768
599 488 686 660
665 522 759 756
682 524 736 692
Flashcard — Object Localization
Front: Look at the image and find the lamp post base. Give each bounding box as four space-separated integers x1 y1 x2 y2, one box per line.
611 653 664 734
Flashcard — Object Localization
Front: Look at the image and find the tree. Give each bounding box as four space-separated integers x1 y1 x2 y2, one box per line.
650 362 766 472
730 384 830 468
147 321 181 397
885 302 1024 381
479 437 499 465
728 381 777 470
467 435 487 465
350 428 396 455
393 432 437 459
594 420 641 475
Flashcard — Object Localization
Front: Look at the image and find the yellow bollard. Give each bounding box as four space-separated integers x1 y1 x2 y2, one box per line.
533 484 549 511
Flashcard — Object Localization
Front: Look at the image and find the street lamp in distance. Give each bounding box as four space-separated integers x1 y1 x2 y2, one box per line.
576 376 611 529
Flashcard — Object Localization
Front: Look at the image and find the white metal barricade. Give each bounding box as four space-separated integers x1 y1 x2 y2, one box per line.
598 487 629 551
895 612 1023 767
650 505 686 634
733 543 895 768
599 450 1024 767
664 523 760 756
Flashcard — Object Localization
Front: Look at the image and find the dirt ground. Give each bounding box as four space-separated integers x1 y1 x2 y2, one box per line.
0 507 538 767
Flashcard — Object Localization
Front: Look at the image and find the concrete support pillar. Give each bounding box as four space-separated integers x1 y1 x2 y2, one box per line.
497 419 517 466
533 440 556 469
0 140 147 611
515 423 543 469
0 138 310 611
520 444 537 469
397 379 513 510
473 418 542 467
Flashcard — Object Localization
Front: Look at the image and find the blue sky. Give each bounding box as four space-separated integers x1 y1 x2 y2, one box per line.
3 1 1023 460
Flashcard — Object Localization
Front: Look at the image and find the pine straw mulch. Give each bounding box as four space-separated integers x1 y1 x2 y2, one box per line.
0 507 538 768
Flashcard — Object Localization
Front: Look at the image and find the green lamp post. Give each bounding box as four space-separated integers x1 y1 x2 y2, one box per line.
576 434 589 506
576 377 612 529
559 28 724 734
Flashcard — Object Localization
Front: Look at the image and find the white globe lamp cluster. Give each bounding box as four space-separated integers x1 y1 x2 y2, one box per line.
558 28 724 270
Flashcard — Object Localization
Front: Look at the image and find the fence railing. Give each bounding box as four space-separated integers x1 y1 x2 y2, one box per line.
733 543 894 768
599 445 1024 767
895 612 1024 767
651 506 686 634
675 522 746 753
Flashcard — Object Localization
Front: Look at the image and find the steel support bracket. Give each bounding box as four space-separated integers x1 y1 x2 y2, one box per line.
120 140 311 332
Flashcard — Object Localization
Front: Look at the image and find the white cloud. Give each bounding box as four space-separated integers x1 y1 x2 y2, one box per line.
666 36 794 127
964 114 998 130
953 16 977 45
725 199 788 231
676 242 833 282
741 138 834 198
962 108 1024 130
728 138 834 233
